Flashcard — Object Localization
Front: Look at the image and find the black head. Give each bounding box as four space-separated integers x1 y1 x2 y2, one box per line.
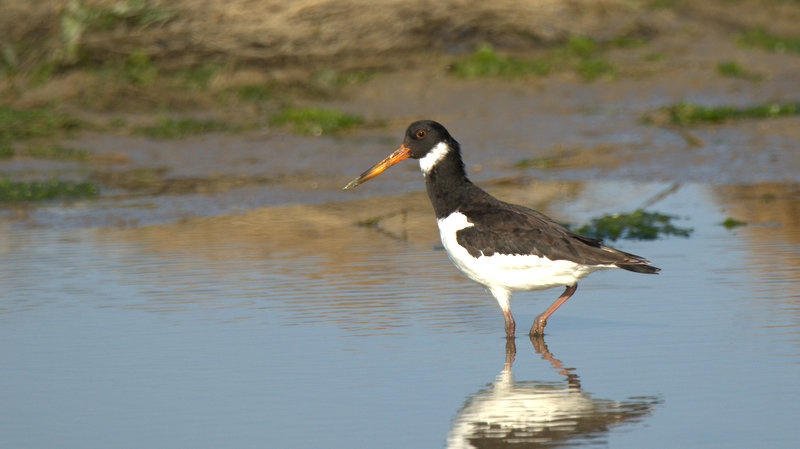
342 119 460 190
402 120 456 159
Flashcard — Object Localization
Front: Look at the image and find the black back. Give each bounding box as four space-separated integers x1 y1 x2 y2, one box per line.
403 120 660 273
456 198 659 272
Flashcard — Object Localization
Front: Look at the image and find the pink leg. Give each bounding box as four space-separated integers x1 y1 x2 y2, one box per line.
530 284 578 336
490 287 516 339
503 308 516 339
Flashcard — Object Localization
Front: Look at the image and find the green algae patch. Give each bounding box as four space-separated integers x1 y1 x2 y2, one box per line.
0 179 99 202
666 102 799 126
22 144 91 160
514 155 563 169
575 209 692 241
643 102 800 127
721 217 747 230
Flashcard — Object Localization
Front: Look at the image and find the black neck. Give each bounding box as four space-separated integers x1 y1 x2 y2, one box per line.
424 149 486 219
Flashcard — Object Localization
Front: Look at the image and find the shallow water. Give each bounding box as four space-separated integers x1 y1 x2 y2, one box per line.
1 180 798 448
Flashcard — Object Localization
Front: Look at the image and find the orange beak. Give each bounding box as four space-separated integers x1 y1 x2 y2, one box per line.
342 145 411 190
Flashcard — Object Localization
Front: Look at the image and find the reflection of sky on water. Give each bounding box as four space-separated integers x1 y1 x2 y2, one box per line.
1 181 798 448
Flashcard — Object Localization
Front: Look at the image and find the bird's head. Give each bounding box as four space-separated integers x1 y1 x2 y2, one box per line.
343 120 455 190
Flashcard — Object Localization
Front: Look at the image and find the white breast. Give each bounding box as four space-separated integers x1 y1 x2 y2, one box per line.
437 212 612 292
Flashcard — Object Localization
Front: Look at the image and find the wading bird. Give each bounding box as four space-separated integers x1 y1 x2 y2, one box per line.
344 120 659 338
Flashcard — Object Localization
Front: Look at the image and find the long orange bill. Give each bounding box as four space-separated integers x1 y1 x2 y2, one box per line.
342 145 411 190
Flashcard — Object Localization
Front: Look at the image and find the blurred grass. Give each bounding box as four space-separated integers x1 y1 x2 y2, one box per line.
450 43 551 79
0 106 84 140
0 178 99 202
60 0 177 64
716 60 762 81
0 140 14 158
122 49 158 86
514 155 563 169
21 144 91 160
227 84 276 104
270 106 364 135
738 26 800 54
451 36 623 82
171 63 220 91
666 101 799 126
311 68 379 91
557 35 617 80
575 58 615 81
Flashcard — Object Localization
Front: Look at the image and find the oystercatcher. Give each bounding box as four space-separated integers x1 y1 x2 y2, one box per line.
343 120 659 338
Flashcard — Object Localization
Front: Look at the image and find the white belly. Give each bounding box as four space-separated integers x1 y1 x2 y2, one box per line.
437 212 612 292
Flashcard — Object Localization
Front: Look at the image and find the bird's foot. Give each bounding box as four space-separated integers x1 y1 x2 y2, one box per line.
529 315 546 336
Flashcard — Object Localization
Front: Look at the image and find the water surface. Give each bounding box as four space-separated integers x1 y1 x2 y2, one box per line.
1 181 798 448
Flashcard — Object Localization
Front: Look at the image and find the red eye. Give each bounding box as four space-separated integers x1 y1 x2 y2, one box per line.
415 129 426 138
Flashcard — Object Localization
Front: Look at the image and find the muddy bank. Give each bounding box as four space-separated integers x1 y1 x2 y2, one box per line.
4 1 800 79
1 0 668 73
1 0 799 229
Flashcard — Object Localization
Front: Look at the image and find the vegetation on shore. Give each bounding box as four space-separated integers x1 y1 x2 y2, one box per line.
0 105 84 141
1 0 799 208
0 178 99 202
449 34 641 82
662 102 799 126
716 60 762 82
738 26 800 54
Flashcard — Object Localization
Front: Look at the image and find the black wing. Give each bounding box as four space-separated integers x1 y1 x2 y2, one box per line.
455 200 659 273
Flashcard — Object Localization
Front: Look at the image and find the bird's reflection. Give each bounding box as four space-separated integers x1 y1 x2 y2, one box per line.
447 336 661 448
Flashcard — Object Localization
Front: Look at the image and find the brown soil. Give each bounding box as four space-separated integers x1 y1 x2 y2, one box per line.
2 0 800 228
3 0 800 78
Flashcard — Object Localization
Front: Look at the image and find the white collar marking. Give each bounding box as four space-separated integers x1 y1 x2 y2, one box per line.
418 141 450 175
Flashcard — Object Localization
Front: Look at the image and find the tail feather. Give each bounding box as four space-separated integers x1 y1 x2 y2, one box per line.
597 243 661 275
617 263 661 274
